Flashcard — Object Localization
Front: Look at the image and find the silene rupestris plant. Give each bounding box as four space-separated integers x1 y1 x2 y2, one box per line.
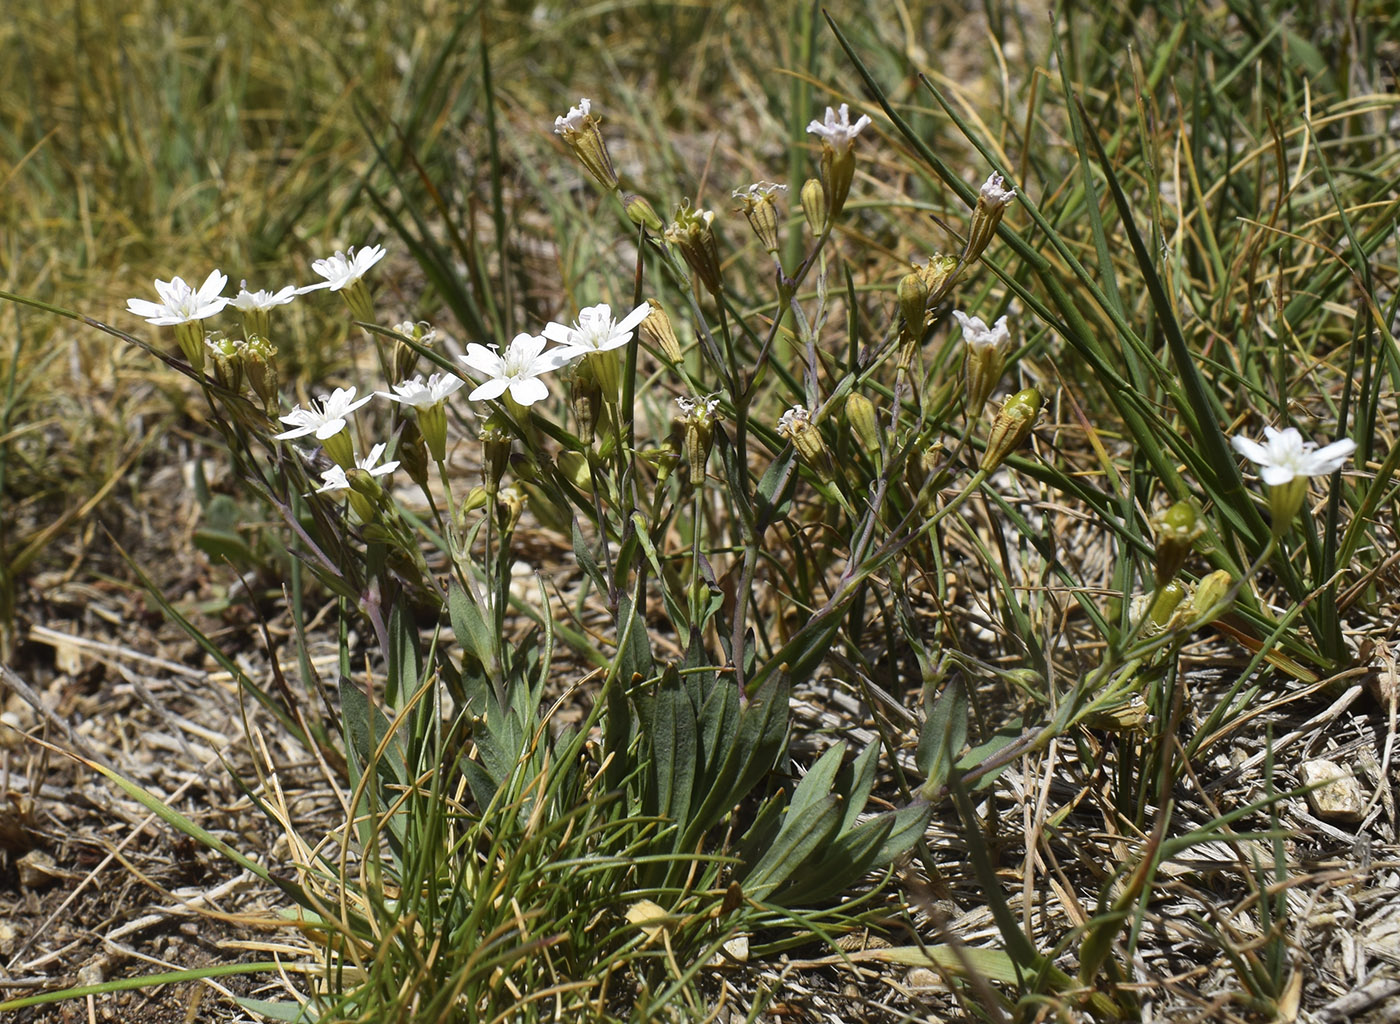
3 6 1396 1020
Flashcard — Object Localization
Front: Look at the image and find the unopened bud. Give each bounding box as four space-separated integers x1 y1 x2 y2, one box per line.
480 418 512 496
641 300 683 364
497 483 526 535
844 393 881 460
1147 581 1188 630
460 486 491 516
553 98 619 192
777 404 827 470
206 334 243 393
396 421 430 491
799 178 826 235
1189 570 1233 623
571 363 604 444
963 172 1015 265
623 193 664 231
557 450 593 495
733 182 786 254
392 320 434 383
917 254 960 306
898 272 930 345
665 202 723 297
677 394 720 483
981 388 1041 471
1151 499 1206 586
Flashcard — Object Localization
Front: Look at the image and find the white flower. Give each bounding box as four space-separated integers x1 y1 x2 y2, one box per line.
542 302 651 358
315 443 399 494
777 405 810 436
230 283 299 311
126 271 229 325
1231 426 1355 486
274 386 374 441
732 181 787 202
806 104 871 150
377 372 465 409
952 311 1012 354
979 173 1015 208
676 394 720 419
303 245 387 292
554 98 591 134
458 333 574 406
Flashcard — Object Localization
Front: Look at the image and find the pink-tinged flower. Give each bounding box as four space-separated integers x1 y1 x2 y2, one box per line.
302 245 387 292
126 271 229 325
542 302 651 359
458 333 575 406
806 104 871 152
1231 427 1355 486
979 173 1015 208
274 386 374 441
315 443 399 494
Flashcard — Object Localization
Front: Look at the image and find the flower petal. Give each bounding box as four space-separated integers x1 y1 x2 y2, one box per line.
468 378 511 402
506 376 548 406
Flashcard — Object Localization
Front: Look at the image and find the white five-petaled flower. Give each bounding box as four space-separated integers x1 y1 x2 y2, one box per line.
230 283 298 311
458 333 574 406
126 271 230 325
377 372 466 409
274 386 374 441
806 104 871 151
554 98 591 134
303 245 387 292
315 443 400 494
543 302 651 359
1231 426 1356 486
952 311 1012 354
979 173 1016 208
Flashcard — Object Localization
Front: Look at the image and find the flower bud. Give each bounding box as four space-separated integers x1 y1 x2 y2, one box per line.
1150 499 1206 586
460 486 491 516
623 193 664 231
981 388 1041 471
963 172 1015 266
480 417 512 496
392 320 434 383
641 300 683 364
557 450 593 494
676 394 720 484
241 335 279 414
733 182 786 255
396 420 430 491
665 202 723 297
844 393 881 461
897 272 930 345
777 404 828 471
1146 581 1188 631
799 178 826 235
206 333 243 393
570 362 604 444
1189 570 1233 623
917 254 960 306
553 98 619 192
497 483 526 536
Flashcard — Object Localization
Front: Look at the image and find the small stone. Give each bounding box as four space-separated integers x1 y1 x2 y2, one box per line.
1300 759 1365 822
76 959 105 987
722 935 749 962
906 967 940 989
0 921 16 955
16 849 60 888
